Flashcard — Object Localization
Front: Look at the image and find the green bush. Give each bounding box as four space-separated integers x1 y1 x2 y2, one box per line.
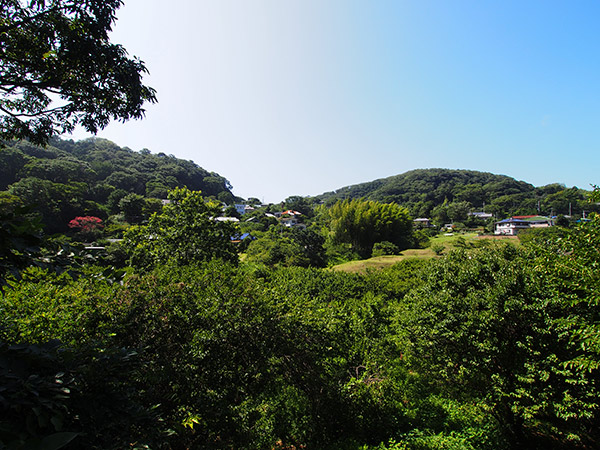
3 215 600 448
395 242 600 448
431 243 445 255
2 262 417 448
372 241 400 257
0 339 167 450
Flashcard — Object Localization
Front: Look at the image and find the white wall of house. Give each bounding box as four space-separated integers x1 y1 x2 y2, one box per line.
495 216 554 236
495 221 527 235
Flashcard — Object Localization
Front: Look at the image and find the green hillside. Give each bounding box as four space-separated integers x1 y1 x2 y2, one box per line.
317 168 596 219
0 137 235 233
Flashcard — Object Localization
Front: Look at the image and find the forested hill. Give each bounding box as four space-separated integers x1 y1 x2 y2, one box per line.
0 137 235 233
317 168 595 219
1 137 234 199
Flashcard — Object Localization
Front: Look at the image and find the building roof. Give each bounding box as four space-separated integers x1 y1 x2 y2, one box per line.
215 216 240 222
520 216 552 222
496 216 553 225
496 218 530 224
281 210 302 216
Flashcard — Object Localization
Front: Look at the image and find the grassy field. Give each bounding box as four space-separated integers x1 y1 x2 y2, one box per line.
431 231 479 244
332 251 433 273
332 232 519 273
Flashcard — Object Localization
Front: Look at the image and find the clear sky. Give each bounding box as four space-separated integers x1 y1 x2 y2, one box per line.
69 0 600 203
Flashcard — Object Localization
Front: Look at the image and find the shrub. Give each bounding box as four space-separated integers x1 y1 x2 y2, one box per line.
431 243 445 255
372 241 400 257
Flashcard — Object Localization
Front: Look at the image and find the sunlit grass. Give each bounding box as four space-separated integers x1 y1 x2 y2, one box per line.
332 232 519 273
332 250 434 273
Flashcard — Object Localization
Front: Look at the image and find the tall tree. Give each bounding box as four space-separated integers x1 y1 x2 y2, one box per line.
245 227 326 268
0 0 156 144
122 187 238 270
283 195 315 218
325 199 413 258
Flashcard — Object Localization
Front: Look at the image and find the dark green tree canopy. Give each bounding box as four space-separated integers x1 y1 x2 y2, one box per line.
0 137 236 232
245 226 326 268
317 168 599 220
122 187 239 269
0 0 156 144
324 198 413 258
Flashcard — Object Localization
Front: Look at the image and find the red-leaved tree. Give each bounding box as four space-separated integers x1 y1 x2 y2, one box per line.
68 216 103 233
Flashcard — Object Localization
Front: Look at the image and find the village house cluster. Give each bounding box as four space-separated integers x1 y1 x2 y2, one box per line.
222 204 307 229
413 213 557 236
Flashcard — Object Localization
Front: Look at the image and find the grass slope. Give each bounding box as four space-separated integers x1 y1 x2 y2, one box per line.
332 233 518 273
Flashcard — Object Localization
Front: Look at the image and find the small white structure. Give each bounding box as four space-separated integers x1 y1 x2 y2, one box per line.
413 218 433 228
494 216 554 235
281 217 306 229
494 218 530 236
215 216 240 222
278 210 305 229
469 212 493 219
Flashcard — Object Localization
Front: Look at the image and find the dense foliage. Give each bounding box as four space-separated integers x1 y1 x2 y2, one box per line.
245 226 326 268
0 0 156 144
397 243 600 447
323 199 414 258
122 187 238 270
0 137 235 233
2 205 600 448
317 168 598 221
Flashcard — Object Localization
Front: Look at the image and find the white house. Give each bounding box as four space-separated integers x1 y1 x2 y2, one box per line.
413 218 433 228
280 217 306 228
494 216 553 235
278 210 306 229
494 218 530 236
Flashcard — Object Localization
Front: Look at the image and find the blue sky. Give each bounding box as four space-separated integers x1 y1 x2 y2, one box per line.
69 0 600 203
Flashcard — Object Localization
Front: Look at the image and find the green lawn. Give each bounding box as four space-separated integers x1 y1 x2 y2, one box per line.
332 232 519 273
429 231 479 245
332 249 435 273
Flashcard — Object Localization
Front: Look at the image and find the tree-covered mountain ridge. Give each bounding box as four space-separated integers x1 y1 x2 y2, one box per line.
317 168 595 219
1 136 234 198
2 137 596 227
0 137 237 233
